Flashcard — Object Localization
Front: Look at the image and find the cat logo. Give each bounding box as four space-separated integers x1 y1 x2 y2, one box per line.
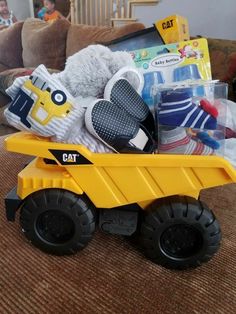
49 149 92 165
62 153 79 163
162 19 174 29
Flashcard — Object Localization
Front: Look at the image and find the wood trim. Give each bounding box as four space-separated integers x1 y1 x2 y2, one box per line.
110 17 137 21
129 0 159 2
128 0 159 17
70 0 159 26
70 0 75 24
76 0 79 24
90 0 93 25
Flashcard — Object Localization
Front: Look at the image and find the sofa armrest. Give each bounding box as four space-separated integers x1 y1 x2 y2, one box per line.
22 18 70 71
0 94 16 137
0 91 11 123
208 38 236 101
0 63 10 73
0 91 10 108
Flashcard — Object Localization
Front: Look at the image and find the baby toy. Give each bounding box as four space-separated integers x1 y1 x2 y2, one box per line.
5 130 231 270
57 44 141 99
4 44 236 271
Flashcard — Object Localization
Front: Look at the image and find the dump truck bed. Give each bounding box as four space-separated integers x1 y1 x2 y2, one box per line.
5 132 236 208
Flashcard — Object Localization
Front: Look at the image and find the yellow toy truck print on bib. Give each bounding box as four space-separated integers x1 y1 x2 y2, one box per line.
8 75 72 128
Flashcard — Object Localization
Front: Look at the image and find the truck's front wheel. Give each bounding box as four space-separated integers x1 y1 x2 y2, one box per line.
140 196 221 269
20 189 96 255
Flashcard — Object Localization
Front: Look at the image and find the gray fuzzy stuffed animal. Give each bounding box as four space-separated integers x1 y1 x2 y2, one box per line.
57 44 136 98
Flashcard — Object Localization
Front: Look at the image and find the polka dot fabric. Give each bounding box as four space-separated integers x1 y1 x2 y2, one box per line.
85 99 155 153
106 78 156 137
110 79 149 121
91 100 138 143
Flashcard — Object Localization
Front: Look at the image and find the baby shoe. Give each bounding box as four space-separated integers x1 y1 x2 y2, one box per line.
104 75 156 137
158 91 217 130
159 127 214 155
85 99 156 153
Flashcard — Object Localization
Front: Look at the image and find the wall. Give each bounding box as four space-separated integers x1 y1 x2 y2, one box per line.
7 0 33 21
134 0 236 40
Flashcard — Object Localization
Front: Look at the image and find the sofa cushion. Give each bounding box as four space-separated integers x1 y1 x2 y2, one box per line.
0 21 24 69
22 18 70 70
66 23 145 57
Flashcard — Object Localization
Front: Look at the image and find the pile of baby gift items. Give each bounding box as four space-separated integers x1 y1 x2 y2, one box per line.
4 18 236 167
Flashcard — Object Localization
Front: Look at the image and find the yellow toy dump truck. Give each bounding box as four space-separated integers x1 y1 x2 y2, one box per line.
5 132 236 269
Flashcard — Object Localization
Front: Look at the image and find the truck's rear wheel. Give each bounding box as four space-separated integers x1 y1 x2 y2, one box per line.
20 189 96 255
140 196 221 269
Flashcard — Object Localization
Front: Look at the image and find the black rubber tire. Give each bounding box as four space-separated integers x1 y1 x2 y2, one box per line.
140 196 221 270
20 189 96 255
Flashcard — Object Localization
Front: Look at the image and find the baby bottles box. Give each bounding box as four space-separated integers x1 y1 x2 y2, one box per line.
155 14 190 44
155 81 228 156
130 38 212 110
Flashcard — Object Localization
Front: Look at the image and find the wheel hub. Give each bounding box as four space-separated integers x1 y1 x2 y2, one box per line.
36 210 75 244
160 224 203 259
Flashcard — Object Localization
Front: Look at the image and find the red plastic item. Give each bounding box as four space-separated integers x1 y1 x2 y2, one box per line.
200 99 218 118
